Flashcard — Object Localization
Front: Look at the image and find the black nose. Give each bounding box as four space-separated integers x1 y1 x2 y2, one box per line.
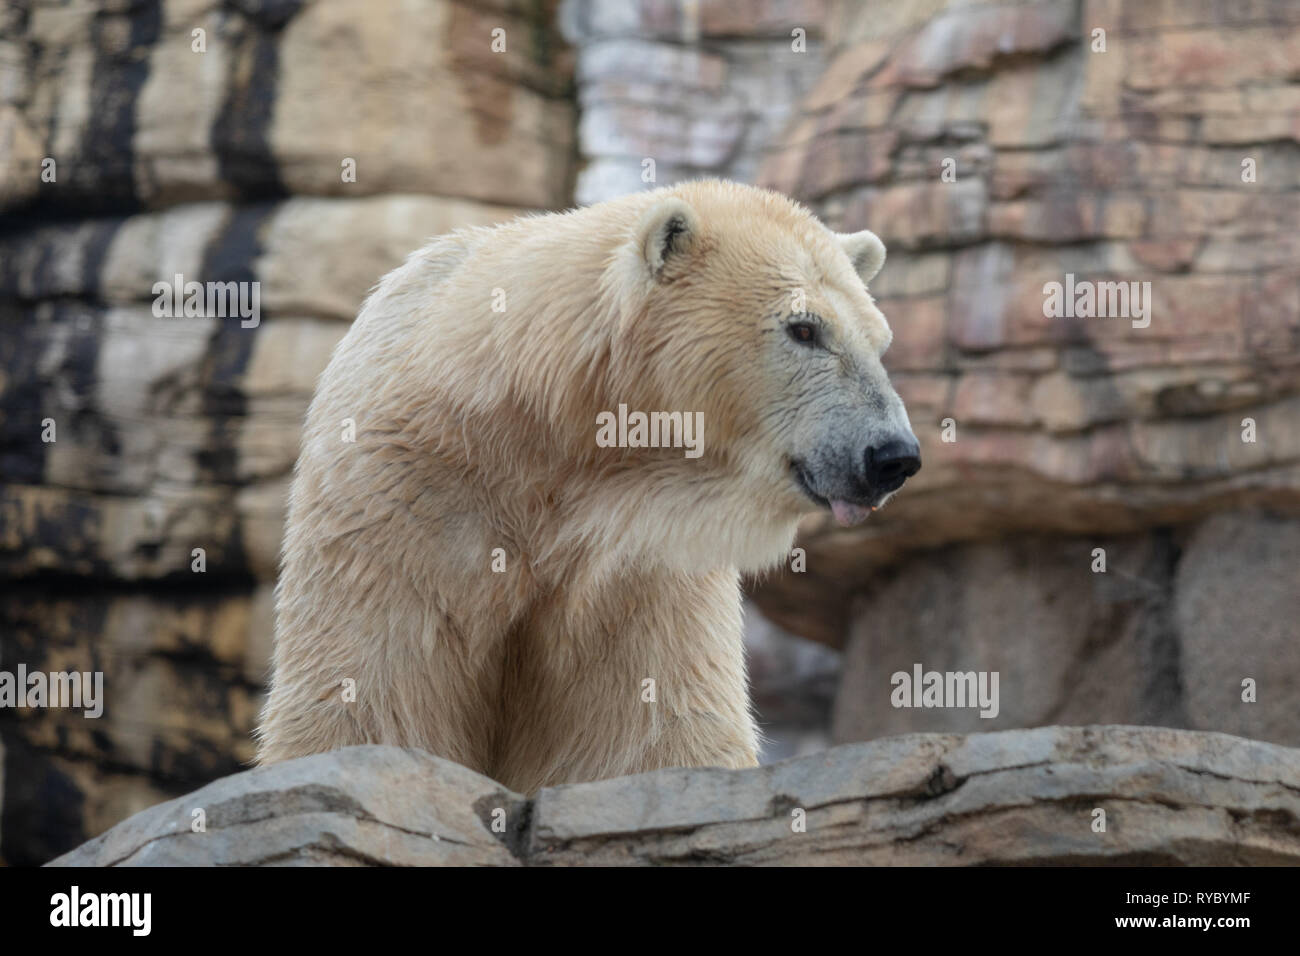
865 438 921 492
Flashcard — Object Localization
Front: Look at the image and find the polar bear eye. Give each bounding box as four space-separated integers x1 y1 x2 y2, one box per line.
787 322 818 346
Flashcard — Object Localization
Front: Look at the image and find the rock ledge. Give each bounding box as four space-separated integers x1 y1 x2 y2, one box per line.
51 726 1300 866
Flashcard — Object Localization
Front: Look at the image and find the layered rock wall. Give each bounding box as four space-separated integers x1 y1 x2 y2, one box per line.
748 0 1300 749
0 0 574 865
5 0 1298 865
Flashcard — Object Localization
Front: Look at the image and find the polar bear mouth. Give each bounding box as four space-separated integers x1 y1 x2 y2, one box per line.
791 460 879 528
791 461 827 506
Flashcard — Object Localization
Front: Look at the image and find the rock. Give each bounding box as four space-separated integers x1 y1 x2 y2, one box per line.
2 739 178 867
1 584 271 792
1 0 572 867
6 0 573 214
560 0 829 42
822 513 1300 750
832 532 1177 739
846 180 988 249
747 0 1300 673
0 196 525 323
51 728 1300 865
1124 27 1300 91
1175 513 1300 743
561 0 826 204
742 602 839 762
1084 0 1300 32
872 0 1077 89
51 747 521 867
0 105 43 208
10 0 1300 873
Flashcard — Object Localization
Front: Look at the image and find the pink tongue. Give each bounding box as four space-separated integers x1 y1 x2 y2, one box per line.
830 499 872 527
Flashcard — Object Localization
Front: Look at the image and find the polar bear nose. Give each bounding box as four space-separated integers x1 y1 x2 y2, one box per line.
865 438 921 492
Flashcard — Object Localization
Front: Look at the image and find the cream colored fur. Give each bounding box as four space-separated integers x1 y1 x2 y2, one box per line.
256 180 901 792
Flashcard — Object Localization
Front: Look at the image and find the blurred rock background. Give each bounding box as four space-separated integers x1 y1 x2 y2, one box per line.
1 0 1297 864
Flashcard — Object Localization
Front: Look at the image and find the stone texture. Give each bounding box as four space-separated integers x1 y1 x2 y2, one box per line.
742 601 840 761
1175 512 1300 744
4 0 573 213
747 0 1300 723
2 0 829 866
870 0 1077 90
832 530 1179 742
9 0 1300 871
561 0 827 203
51 746 522 866
0 0 573 867
52 729 1300 866
3 740 178 867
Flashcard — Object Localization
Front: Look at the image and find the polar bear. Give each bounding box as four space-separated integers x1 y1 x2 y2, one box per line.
255 180 920 793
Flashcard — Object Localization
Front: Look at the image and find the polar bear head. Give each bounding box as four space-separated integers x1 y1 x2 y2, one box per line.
600 181 919 567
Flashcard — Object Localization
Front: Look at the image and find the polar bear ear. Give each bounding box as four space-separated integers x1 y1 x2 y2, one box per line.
637 197 699 280
837 229 887 285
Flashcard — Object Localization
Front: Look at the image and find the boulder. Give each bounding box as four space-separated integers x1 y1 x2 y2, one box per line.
52 727 1300 866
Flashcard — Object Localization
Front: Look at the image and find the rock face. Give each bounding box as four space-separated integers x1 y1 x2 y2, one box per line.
833 513 1300 746
0 0 573 865
1 0 573 212
52 727 1300 866
561 0 828 203
51 745 523 867
747 0 1300 747
6 0 1299 867
0 0 831 864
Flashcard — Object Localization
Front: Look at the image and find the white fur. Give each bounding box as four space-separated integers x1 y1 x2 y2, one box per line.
256 181 901 792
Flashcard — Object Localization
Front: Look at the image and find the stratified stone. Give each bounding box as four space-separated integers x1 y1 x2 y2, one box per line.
51 729 1300 866
51 747 522 866
1 0 572 868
